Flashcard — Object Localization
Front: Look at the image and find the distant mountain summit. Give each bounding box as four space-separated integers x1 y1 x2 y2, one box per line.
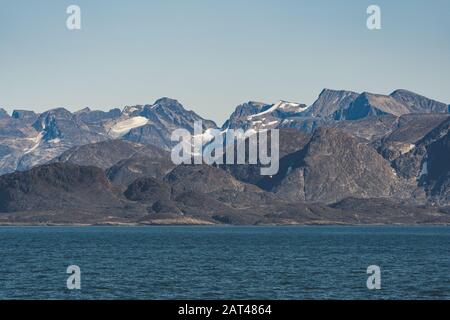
303 89 359 119
221 101 269 130
122 97 216 148
223 100 308 131
390 89 449 113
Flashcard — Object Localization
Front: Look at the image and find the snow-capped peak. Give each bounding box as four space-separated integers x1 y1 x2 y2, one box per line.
273 100 304 110
248 100 308 120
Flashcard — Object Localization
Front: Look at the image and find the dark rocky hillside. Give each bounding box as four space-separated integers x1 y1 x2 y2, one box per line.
393 117 450 179
421 131 450 206
260 127 410 204
0 163 124 212
372 114 449 162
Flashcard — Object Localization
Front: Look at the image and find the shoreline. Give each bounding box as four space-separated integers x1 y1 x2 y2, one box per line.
1 222 449 227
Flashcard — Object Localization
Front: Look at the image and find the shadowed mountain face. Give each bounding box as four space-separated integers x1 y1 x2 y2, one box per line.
374 114 450 162
343 92 412 120
393 117 450 180
0 89 450 225
423 131 450 206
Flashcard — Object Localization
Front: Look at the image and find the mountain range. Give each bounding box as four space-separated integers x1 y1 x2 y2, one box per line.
0 89 449 225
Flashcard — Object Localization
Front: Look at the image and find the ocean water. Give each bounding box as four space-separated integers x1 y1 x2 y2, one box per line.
0 226 449 300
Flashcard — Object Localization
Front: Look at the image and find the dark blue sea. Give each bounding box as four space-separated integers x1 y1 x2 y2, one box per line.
0 226 449 299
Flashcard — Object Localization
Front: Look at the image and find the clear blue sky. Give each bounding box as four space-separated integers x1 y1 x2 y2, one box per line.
0 0 449 125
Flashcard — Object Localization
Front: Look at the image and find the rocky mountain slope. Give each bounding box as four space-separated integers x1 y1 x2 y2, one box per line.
0 98 215 175
259 127 412 204
374 114 450 161
423 131 450 206
1 160 448 226
0 88 449 225
121 98 217 148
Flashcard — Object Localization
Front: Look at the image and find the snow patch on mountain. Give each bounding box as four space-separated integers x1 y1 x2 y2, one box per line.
109 116 149 138
404 144 415 154
419 160 428 178
24 132 44 155
263 120 279 127
248 101 308 120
